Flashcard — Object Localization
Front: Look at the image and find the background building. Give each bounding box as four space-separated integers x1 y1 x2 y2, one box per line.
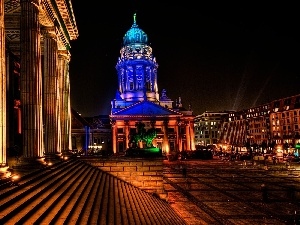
217 94 300 156
194 111 232 147
71 109 112 155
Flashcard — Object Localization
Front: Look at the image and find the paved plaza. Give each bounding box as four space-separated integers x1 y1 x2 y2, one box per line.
164 158 300 225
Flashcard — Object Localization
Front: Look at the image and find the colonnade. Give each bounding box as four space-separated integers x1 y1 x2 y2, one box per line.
0 0 73 167
110 119 195 154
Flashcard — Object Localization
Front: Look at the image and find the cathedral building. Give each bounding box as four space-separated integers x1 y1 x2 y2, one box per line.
109 14 195 155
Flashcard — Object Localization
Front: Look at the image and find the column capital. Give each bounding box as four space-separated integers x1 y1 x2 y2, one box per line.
41 26 56 39
58 50 70 61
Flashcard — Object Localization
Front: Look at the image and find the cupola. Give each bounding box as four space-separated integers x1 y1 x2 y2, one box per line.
123 13 148 45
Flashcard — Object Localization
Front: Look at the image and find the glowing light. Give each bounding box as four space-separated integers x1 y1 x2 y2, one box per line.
88 145 103 149
0 166 9 173
4 171 11 178
11 174 20 180
164 144 169 154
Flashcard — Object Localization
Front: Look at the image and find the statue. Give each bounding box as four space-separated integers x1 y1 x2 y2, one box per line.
126 122 161 157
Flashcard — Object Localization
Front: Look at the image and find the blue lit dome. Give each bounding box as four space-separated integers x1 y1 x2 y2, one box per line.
123 13 148 45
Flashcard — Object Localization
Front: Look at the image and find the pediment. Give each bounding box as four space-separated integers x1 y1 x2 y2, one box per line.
112 101 182 117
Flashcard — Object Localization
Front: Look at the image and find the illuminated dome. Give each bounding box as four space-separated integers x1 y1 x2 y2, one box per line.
123 13 148 45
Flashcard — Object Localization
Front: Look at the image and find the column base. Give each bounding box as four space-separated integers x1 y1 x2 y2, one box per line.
0 164 11 179
44 152 63 164
12 156 46 171
61 149 75 160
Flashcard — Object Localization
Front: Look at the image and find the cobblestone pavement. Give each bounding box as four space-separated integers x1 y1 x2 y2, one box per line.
164 158 300 225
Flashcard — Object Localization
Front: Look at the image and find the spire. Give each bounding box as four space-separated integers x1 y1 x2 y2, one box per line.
133 13 137 25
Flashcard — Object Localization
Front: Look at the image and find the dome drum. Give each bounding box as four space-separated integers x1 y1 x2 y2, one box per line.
120 45 153 60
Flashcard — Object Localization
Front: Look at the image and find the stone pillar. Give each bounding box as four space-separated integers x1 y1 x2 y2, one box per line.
42 27 60 161
176 120 182 152
58 50 71 154
111 121 117 154
20 0 44 162
0 0 7 166
185 121 191 150
125 120 129 149
163 120 170 153
189 120 195 150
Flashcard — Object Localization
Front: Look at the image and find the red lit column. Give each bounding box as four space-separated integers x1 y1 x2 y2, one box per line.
58 50 71 153
111 121 117 154
20 0 44 160
176 120 182 152
189 120 195 150
185 121 191 150
0 0 7 165
163 120 170 153
42 27 59 160
125 121 129 149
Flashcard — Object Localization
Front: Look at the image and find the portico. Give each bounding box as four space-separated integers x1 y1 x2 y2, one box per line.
0 0 78 173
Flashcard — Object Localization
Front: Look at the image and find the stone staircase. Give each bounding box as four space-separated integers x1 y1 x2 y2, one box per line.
0 159 187 225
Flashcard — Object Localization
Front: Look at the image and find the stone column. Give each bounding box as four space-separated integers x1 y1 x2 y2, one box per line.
125 120 129 149
0 0 7 166
20 0 44 162
42 27 59 161
163 120 170 153
185 121 191 150
111 121 117 154
58 50 71 154
189 120 195 150
176 120 182 152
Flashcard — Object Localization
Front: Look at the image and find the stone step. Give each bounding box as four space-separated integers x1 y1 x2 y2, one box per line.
86 172 108 224
0 159 79 196
64 169 101 224
0 159 187 225
75 170 104 224
0 161 86 223
30 164 96 224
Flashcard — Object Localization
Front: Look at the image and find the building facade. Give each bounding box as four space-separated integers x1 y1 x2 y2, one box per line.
71 109 112 155
217 94 300 155
109 14 195 155
194 111 232 147
1 0 78 170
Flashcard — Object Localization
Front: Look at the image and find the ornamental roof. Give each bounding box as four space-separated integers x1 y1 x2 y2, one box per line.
123 13 148 45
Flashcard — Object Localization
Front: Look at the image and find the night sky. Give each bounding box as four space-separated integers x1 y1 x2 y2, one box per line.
69 1 299 117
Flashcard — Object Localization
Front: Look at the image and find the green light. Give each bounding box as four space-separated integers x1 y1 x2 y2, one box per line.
144 147 160 153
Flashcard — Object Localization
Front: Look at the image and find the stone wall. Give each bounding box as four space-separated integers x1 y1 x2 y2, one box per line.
80 156 167 200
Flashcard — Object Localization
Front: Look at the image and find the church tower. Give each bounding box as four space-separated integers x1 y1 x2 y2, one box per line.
110 13 195 155
111 13 173 112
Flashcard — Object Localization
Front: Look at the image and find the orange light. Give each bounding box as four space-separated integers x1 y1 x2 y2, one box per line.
11 174 20 180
